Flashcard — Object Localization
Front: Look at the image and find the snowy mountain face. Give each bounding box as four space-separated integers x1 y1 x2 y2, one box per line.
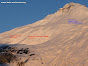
0 2 88 66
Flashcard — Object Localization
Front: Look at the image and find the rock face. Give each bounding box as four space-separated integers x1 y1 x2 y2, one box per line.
0 2 88 66
0 45 40 66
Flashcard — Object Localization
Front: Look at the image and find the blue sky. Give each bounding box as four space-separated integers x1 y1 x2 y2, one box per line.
0 0 88 33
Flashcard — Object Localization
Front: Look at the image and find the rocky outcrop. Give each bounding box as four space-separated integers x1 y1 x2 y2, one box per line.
0 46 38 66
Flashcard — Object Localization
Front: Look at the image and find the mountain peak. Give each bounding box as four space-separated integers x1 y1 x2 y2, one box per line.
56 2 88 16
63 2 75 9
63 2 86 9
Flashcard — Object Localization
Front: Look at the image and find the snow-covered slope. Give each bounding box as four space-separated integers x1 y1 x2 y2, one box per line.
0 2 88 66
